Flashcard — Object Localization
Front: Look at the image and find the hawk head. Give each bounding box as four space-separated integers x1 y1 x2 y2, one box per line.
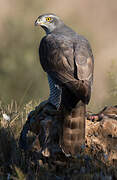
35 13 64 34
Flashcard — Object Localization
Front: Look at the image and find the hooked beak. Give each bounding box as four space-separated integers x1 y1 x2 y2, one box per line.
35 19 40 26
35 19 44 26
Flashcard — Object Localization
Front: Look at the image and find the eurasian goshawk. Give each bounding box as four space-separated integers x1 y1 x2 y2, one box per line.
35 13 94 155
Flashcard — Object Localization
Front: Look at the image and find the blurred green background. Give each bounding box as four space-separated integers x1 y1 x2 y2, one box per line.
0 0 117 112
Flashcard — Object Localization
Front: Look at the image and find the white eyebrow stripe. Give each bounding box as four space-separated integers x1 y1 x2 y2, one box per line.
45 15 60 20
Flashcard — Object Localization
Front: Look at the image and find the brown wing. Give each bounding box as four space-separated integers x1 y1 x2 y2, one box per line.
39 34 94 104
39 35 74 76
73 39 94 85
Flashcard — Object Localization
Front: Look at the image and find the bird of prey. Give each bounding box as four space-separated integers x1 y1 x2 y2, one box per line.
35 13 94 155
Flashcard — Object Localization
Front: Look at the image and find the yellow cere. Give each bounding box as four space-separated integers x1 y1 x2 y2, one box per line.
46 17 52 22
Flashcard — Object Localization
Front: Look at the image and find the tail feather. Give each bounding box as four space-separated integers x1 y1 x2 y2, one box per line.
61 100 86 155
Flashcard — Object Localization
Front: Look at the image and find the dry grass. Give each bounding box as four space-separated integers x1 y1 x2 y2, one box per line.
0 100 38 179
0 100 117 179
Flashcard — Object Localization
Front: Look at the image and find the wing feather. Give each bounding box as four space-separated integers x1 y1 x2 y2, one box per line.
73 41 94 85
39 34 94 103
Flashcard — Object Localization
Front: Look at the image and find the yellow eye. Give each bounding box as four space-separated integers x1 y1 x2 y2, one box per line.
46 17 52 22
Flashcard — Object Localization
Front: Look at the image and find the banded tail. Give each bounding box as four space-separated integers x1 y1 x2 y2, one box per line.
61 100 86 155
